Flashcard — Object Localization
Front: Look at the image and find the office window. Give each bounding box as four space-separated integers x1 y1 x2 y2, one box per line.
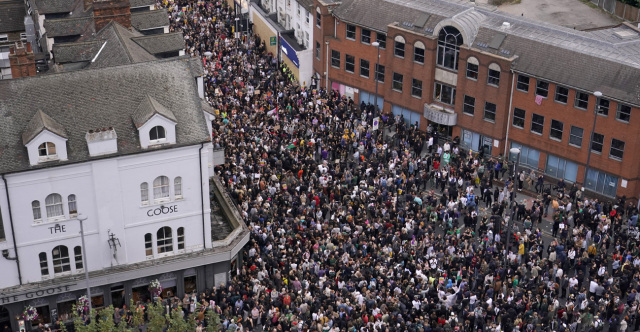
536 80 549 97
394 36 405 58
569 126 583 147
466 59 478 80
585 169 618 197
376 33 386 49
550 120 563 141
157 226 173 254
436 26 463 70
574 91 589 110
315 42 320 59
375 64 385 82
346 24 356 40
39 252 49 276
434 82 456 105
591 132 604 153
45 194 64 219
616 103 631 122
411 79 422 98
174 177 182 198
392 72 403 91
68 194 77 216
361 28 371 44
177 227 185 250
545 155 578 183
316 9 321 27
487 64 500 86
463 95 475 115
331 50 340 68
610 138 625 160
554 86 569 104
32 200 42 221
414 42 425 64
153 176 170 201
513 108 525 128
597 98 610 116
140 182 149 205
531 113 544 134
360 59 370 78
74 246 83 270
52 246 70 274
145 233 153 257
345 54 355 73
484 102 496 122
516 75 529 92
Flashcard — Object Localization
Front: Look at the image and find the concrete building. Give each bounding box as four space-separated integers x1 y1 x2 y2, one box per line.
0 57 247 330
250 0 315 87
313 0 640 201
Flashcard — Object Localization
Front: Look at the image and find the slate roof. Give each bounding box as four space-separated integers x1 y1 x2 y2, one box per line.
130 0 155 8
22 110 68 145
0 57 210 174
44 17 94 37
33 0 78 14
332 0 640 105
52 40 103 63
296 0 314 10
132 94 178 127
0 2 26 33
131 32 184 54
84 21 157 69
131 9 170 30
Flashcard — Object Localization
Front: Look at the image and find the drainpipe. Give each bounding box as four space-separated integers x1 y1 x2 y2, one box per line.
199 143 207 249
503 69 516 158
325 41 329 91
2 174 23 285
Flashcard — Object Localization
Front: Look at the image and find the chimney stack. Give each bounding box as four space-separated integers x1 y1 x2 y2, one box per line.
93 0 132 31
9 42 37 79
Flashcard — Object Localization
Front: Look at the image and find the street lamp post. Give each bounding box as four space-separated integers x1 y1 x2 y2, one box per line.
583 91 602 188
371 41 381 113
504 147 520 267
77 213 92 313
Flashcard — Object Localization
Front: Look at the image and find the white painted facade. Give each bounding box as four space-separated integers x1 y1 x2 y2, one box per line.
0 144 212 290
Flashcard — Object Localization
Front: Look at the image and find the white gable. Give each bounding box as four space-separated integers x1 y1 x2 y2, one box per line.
137 113 177 149
25 130 68 166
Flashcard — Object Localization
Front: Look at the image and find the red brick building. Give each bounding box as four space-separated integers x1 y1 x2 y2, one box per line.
312 0 640 200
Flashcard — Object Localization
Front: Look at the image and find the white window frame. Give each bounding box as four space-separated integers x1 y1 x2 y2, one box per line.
68 194 77 217
39 252 49 277
140 182 149 205
145 233 153 257
157 227 173 254
45 193 65 221
174 177 183 199
153 176 170 203
149 126 166 143
74 246 83 271
52 245 71 275
32 200 42 223
177 227 185 250
38 142 58 162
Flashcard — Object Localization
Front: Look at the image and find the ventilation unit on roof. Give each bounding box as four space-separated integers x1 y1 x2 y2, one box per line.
614 30 637 39
501 22 511 29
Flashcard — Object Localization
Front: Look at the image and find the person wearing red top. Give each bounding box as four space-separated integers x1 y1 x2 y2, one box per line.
434 160 440 170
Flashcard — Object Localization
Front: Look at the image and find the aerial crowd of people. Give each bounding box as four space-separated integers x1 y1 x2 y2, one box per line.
144 1 640 331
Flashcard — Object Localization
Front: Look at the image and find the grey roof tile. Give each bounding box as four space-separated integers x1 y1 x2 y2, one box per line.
131 9 169 31
0 57 211 174
130 0 155 7
131 32 185 55
44 17 94 37
132 94 178 127
22 110 68 145
33 0 77 14
85 21 156 69
52 40 103 63
0 2 26 33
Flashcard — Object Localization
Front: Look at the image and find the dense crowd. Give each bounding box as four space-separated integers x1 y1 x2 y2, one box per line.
154 1 640 331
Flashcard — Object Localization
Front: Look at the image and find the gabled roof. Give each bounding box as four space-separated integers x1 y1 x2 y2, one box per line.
84 21 157 69
0 57 210 174
0 2 26 33
131 9 170 31
132 94 178 128
44 16 94 37
131 32 184 55
22 110 68 145
130 0 156 8
53 40 103 63
33 0 78 14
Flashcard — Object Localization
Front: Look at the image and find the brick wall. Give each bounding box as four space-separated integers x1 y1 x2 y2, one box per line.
9 42 37 79
93 0 131 31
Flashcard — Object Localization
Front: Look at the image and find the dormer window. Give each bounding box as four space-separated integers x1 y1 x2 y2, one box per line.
38 142 57 157
149 126 166 142
22 110 68 166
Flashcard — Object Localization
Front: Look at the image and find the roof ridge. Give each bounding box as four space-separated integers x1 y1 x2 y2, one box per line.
110 22 136 63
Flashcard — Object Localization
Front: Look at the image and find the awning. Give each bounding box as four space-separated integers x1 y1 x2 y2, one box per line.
424 104 457 126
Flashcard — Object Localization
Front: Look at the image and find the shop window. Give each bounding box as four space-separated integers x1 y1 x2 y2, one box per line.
145 233 153 257
68 194 77 217
510 142 540 169
483 102 496 122
463 95 475 115
45 194 64 219
461 129 492 155
174 177 182 199
32 200 42 222
33 306 51 326
554 86 569 104
184 275 197 294
535 80 549 98
616 103 631 122
57 300 75 322
153 176 170 202
39 252 49 276
550 119 563 141
177 227 185 250
111 285 125 308
52 245 70 274
434 82 456 105
545 155 578 182
585 168 618 197
157 226 173 254
74 246 83 270
436 26 463 70
91 295 105 309
140 182 149 205
516 75 529 92
569 126 583 147
512 108 525 128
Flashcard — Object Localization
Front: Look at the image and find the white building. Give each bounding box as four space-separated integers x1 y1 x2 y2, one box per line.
0 57 247 330
250 0 314 87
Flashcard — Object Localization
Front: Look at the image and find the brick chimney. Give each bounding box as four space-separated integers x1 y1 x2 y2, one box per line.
93 0 131 32
9 42 37 79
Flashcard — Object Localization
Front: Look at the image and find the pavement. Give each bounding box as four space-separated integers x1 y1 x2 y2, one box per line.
491 0 621 29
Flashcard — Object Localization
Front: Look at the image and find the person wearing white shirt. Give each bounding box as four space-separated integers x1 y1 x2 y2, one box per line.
589 280 598 294
569 276 579 289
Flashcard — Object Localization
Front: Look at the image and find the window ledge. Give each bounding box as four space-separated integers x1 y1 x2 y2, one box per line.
531 131 543 136
38 155 59 163
435 65 458 73
549 137 562 142
568 144 582 149
483 119 496 124
615 118 630 124
487 83 499 88
346 38 355 41
414 61 424 65
331 65 340 69
609 156 623 162
33 216 74 226
392 89 402 93
575 107 588 111
411 95 422 100
361 42 370 45
554 100 567 105
512 125 524 129
466 77 478 81
463 112 474 117
516 88 529 93
590 150 602 155
360 75 370 79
